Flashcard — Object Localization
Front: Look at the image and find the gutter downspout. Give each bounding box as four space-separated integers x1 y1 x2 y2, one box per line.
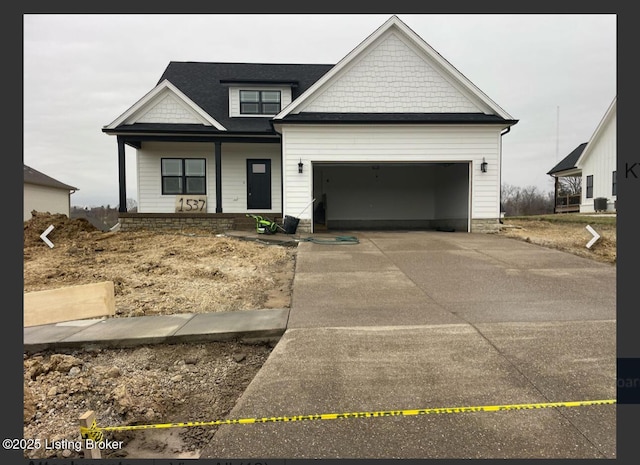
499 126 512 223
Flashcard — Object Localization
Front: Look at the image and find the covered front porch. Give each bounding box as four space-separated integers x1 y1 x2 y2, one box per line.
550 170 582 214
109 132 283 232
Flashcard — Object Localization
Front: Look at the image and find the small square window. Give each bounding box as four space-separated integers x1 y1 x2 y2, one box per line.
162 159 182 176
185 159 205 176
163 177 182 194
252 164 267 174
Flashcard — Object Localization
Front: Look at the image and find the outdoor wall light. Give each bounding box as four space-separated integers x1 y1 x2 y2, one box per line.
480 158 488 173
298 159 304 174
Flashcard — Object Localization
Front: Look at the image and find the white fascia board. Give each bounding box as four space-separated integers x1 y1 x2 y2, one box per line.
274 15 515 121
550 168 582 178
575 96 616 168
104 79 226 131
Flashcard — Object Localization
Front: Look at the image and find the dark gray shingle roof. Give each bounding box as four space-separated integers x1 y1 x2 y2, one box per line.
157 62 335 133
108 61 516 135
547 143 587 175
24 165 78 191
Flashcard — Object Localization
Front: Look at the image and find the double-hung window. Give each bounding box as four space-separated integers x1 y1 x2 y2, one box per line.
586 175 594 199
161 158 206 195
240 90 281 115
612 171 617 196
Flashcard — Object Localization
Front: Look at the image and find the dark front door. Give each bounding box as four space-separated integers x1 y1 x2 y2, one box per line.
247 159 271 209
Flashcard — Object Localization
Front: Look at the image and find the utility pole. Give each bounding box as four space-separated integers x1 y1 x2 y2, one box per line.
556 106 560 161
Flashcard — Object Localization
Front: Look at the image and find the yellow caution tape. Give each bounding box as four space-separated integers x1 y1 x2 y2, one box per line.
80 418 104 442
79 398 615 436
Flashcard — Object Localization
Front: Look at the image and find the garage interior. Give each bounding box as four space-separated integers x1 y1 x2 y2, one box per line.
312 162 470 232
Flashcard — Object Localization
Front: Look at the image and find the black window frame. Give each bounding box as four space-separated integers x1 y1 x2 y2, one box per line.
586 174 594 199
161 158 207 195
239 90 281 115
612 171 617 196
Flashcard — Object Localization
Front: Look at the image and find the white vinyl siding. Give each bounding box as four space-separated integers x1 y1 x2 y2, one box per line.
138 142 281 214
137 142 216 213
579 111 616 212
229 87 293 118
137 92 207 124
221 143 281 213
300 31 483 114
281 124 502 223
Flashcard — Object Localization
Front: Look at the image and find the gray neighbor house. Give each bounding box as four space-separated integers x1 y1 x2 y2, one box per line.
23 164 78 221
103 15 518 234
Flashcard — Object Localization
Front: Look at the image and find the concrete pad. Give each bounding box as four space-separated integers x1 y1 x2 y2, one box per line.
173 308 289 342
475 320 617 458
200 326 614 459
444 299 616 323
385 249 616 308
24 318 104 351
60 313 195 347
475 320 616 404
203 407 612 459
297 237 380 253
366 231 466 252
295 250 398 273
288 271 462 328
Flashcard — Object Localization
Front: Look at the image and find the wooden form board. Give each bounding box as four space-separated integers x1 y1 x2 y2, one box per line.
24 281 115 327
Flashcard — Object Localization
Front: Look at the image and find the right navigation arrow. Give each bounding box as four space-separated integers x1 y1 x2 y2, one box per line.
585 225 601 249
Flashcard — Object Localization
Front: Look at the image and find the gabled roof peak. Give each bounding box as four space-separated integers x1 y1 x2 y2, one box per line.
274 14 515 122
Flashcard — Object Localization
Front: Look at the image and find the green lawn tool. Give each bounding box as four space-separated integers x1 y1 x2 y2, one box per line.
246 214 281 234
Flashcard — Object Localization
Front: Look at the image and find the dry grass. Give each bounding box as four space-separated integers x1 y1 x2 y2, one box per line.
498 214 616 265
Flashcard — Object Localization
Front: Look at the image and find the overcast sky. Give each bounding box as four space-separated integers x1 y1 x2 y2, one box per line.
23 13 617 208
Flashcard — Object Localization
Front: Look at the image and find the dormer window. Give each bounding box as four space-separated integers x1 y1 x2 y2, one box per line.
240 90 281 115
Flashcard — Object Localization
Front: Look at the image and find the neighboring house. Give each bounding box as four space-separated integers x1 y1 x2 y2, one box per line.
23 164 78 221
103 15 518 233
548 96 617 213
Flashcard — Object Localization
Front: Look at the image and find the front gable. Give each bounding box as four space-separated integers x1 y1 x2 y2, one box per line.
276 15 514 120
104 80 226 131
301 30 482 114
576 96 616 169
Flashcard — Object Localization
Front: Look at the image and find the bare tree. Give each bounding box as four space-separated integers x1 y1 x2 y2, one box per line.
126 198 138 212
501 183 554 216
557 176 582 196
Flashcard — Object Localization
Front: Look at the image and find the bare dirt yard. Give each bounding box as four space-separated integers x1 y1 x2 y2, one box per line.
23 212 296 460
21 212 616 460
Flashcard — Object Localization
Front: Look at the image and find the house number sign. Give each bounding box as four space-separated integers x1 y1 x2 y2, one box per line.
175 195 207 213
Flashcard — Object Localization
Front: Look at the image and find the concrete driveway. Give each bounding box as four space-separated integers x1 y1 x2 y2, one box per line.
200 231 616 459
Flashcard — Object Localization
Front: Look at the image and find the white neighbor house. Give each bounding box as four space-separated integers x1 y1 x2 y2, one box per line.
23 164 78 221
548 96 617 213
103 15 518 233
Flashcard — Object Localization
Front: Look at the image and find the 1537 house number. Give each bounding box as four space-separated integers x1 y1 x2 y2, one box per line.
175 195 207 213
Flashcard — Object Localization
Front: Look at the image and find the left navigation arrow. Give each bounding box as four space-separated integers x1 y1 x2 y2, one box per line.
40 225 54 248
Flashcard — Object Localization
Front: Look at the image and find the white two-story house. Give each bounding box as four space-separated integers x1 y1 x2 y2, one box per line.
103 15 517 233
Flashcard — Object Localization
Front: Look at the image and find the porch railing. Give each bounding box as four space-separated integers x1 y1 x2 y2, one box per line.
554 194 581 213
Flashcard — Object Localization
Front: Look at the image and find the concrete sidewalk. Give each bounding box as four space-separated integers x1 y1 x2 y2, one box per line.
23 308 289 354
200 231 616 459
22 230 302 353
